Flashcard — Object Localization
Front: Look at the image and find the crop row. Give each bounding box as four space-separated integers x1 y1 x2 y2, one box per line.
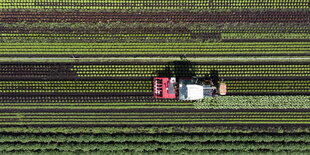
4 42 310 46
71 64 310 77
0 81 152 93
0 42 308 56
3 26 310 34
194 96 310 109
1 111 310 125
1 63 309 75
226 80 310 94
0 142 309 152
3 111 310 115
1 125 310 134
221 33 310 39
1 0 308 10
0 62 308 80
8 129 310 155
1 150 309 155
1 11 309 23
0 33 191 39
0 103 193 109
1 33 309 43
0 96 185 103
0 80 308 94
4 133 310 143
2 22 310 34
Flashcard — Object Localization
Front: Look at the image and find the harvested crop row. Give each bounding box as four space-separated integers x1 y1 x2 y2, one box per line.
3 23 310 34
0 62 308 80
0 80 152 93
0 96 187 103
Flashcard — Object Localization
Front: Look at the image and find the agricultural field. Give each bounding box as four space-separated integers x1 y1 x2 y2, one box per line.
0 0 310 154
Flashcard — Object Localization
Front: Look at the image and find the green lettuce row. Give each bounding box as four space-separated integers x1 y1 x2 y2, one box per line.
0 80 308 94
195 96 310 109
71 64 310 77
0 80 152 93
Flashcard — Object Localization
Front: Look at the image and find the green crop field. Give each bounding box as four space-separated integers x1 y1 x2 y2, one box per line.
0 0 310 154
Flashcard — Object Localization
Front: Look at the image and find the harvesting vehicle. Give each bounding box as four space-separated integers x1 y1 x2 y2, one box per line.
153 77 226 100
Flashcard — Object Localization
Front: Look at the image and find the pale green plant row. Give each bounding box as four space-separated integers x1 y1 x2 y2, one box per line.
3 42 310 46
0 80 152 93
0 105 193 109
195 96 310 109
0 43 309 55
71 64 310 78
1 33 309 43
2 114 310 119
226 81 310 93
1 0 307 10
3 121 310 125
0 102 191 105
222 33 310 39
1 111 310 115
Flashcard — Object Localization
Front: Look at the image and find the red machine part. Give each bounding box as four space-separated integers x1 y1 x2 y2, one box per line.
153 77 176 99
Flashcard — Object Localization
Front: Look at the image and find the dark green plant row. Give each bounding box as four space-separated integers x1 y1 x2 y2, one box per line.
0 141 309 152
1 126 309 134
1 150 309 155
2 133 310 143
1 111 310 125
